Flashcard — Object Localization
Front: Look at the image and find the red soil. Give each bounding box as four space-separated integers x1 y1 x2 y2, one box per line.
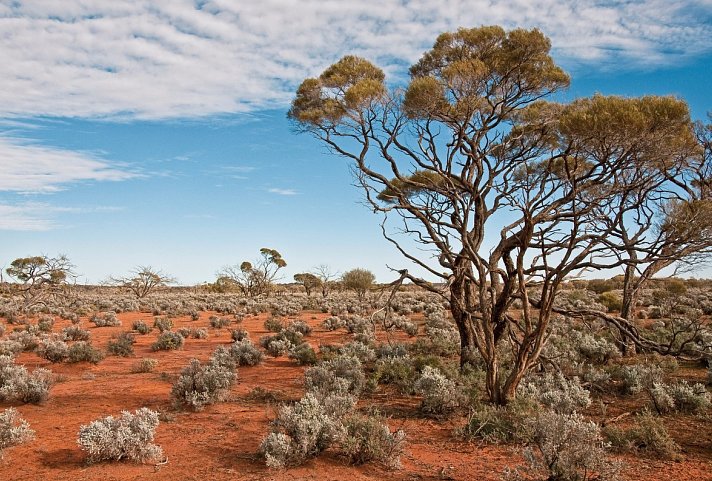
1 311 711 481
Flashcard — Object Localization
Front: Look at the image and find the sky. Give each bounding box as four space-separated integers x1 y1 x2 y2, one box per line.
1 0 712 285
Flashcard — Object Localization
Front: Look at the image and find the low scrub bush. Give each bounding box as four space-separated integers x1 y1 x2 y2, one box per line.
287 320 312 336
171 358 236 411
322 316 346 331
0 355 52 403
230 328 250 342
0 408 34 458
62 325 90 341
305 355 365 398
107 332 135 357
151 331 184 351
77 408 163 463
518 372 591 414
288 342 317 365
604 410 680 459
132 320 152 335
131 358 158 373
259 393 344 468
68 342 105 364
91 312 121 327
505 411 620 481
461 403 533 444
341 413 405 468
209 315 231 329
264 317 284 333
38 338 70 363
152 317 173 333
414 366 462 415
649 380 711 414
229 340 264 366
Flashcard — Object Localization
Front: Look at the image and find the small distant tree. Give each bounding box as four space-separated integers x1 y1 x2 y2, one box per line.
111 266 175 299
313 264 339 298
342 269 376 300
220 248 286 297
294 272 322 296
5 254 75 311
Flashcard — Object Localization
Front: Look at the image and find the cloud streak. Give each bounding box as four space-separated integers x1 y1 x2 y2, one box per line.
0 136 137 193
0 1 710 120
268 188 298 196
0 202 123 231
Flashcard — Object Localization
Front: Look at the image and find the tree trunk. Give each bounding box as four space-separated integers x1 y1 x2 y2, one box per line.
619 265 639 356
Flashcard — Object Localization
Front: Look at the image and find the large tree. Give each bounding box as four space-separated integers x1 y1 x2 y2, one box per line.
5 255 75 311
289 26 704 404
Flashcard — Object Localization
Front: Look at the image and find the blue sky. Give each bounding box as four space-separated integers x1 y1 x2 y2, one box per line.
1 1 712 284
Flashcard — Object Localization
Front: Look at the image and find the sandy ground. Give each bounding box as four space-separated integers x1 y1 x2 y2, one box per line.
1 310 711 481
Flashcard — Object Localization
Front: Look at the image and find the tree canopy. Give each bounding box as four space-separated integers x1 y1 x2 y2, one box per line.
290 26 711 404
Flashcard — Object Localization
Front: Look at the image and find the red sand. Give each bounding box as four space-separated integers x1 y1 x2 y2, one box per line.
1 311 711 481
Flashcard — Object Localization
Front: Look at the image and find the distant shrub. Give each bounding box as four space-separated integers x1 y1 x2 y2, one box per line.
322 316 346 331
77 408 163 463
650 381 711 414
305 355 365 398
107 332 135 357
0 340 21 357
37 315 54 333
0 355 52 404
288 342 318 365
152 317 173 333
461 403 532 444
209 315 231 329
131 358 158 373
68 342 105 364
518 372 591 414
0 408 34 458
341 413 405 468
174 327 190 338
262 336 291 357
605 410 680 459
191 328 208 339
230 328 250 342
151 331 184 351
288 320 312 336
414 366 461 415
264 317 284 333
38 338 70 363
598 291 622 313
171 358 236 411
132 320 152 335
229 340 264 366
91 312 121 327
339 341 376 363
62 325 90 341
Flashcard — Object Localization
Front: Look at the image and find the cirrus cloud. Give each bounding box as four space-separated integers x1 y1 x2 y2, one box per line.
0 0 710 120
0 136 137 193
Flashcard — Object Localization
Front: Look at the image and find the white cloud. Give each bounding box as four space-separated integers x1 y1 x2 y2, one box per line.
268 188 298 196
0 202 122 231
0 1 710 120
0 136 137 193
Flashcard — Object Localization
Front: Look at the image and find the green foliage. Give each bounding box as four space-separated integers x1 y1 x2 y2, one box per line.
341 413 405 468
107 332 135 357
598 291 622 313
341 269 375 299
151 331 184 351
68 342 105 364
